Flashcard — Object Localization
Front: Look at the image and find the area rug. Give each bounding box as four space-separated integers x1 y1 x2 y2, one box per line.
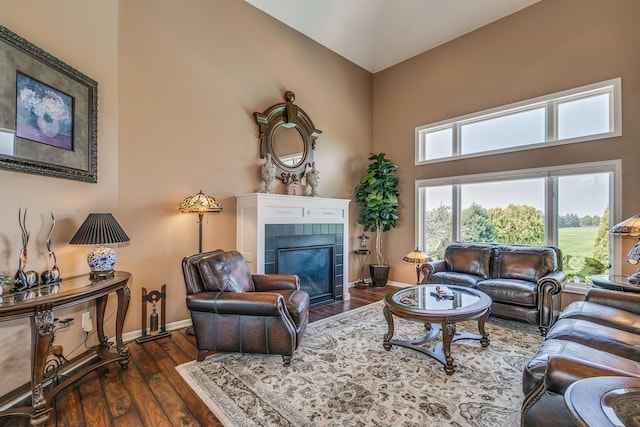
176 301 544 426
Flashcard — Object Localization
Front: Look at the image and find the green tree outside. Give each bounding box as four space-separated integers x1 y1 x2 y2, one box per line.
424 204 452 260
593 205 609 267
462 203 498 243
488 204 545 245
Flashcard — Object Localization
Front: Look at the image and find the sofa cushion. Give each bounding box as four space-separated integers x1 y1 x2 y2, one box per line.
198 250 255 292
444 243 493 279
546 318 640 362
522 338 640 395
559 300 640 334
492 245 557 282
476 278 536 306
430 271 483 287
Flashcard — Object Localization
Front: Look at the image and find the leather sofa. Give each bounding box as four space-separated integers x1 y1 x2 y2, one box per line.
521 287 640 426
182 250 310 366
420 242 566 335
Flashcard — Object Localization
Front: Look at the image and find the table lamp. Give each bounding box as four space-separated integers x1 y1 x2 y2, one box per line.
610 214 640 284
69 213 130 280
402 247 430 284
179 190 222 253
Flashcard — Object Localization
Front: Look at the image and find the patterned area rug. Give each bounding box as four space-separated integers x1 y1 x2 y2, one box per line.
176 301 543 426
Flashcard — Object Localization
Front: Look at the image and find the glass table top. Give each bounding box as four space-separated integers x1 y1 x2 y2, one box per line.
391 284 486 312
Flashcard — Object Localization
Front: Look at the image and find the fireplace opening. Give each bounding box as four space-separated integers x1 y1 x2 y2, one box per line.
265 224 343 307
277 245 334 306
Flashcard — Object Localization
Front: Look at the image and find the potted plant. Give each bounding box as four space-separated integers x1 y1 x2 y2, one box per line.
354 153 399 287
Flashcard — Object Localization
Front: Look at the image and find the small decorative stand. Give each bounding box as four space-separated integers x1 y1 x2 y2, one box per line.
135 284 171 343
354 249 371 289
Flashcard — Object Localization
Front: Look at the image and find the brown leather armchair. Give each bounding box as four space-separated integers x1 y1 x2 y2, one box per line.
182 250 310 366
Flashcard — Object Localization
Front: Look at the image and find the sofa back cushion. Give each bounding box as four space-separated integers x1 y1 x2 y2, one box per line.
197 250 255 292
492 245 558 282
444 242 494 279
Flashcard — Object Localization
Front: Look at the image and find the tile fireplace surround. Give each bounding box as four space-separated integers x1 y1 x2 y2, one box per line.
236 193 350 303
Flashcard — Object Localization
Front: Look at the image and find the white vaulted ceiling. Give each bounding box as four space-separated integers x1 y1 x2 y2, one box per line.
245 0 540 73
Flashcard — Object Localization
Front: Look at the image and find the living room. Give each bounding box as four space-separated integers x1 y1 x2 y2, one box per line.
0 0 638 425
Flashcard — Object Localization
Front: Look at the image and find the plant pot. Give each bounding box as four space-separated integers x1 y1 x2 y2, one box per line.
369 264 390 287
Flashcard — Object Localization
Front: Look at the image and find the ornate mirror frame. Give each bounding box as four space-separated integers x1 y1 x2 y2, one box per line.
254 91 321 184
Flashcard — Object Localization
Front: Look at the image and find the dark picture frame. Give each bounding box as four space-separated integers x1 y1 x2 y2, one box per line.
0 26 97 182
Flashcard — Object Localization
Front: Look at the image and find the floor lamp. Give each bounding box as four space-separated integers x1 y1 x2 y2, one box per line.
179 190 223 253
179 190 222 336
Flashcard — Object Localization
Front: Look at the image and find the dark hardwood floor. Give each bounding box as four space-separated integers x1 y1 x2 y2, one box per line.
1 286 390 427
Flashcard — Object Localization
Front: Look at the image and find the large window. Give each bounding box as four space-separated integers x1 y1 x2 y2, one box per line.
417 162 620 280
415 78 621 164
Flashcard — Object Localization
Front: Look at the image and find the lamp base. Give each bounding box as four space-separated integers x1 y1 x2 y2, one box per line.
90 270 115 281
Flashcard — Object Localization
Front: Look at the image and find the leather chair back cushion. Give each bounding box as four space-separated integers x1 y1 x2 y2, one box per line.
198 250 256 292
444 243 493 279
493 245 557 282
182 250 224 295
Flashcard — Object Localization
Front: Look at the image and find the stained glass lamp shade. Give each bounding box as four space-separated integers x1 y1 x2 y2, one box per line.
69 213 130 280
179 190 222 253
610 214 640 283
402 247 430 283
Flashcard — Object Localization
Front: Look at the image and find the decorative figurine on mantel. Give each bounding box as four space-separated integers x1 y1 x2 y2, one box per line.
284 173 300 195
260 153 277 193
305 162 320 197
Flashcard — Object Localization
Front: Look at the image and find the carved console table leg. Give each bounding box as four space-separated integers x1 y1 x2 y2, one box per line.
30 304 55 425
116 286 131 368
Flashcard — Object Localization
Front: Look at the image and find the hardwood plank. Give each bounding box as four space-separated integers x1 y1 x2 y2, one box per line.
113 412 144 427
155 357 222 427
146 372 201 427
170 329 200 362
54 386 84 427
81 393 112 427
120 360 172 427
77 371 102 400
156 335 193 366
128 341 159 377
99 364 134 418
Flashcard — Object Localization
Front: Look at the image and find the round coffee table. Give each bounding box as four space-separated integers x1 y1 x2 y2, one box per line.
383 284 492 375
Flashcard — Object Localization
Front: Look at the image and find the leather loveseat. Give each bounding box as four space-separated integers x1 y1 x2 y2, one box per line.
521 287 640 426
420 242 566 335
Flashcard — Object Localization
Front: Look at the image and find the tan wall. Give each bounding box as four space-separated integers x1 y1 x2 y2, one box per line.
0 0 119 394
374 0 640 284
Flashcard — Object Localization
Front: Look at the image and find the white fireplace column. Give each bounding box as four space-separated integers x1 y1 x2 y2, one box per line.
236 193 350 301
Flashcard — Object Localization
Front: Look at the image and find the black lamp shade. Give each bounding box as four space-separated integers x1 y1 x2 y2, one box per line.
70 213 129 245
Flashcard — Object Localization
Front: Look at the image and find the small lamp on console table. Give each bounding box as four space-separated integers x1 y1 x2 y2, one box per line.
179 190 223 253
70 213 130 280
402 247 430 284
610 214 640 284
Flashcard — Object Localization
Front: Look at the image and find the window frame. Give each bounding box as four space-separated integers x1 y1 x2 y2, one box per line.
415 78 622 165
415 160 622 273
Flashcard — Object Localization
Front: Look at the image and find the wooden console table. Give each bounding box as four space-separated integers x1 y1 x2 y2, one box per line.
0 271 131 426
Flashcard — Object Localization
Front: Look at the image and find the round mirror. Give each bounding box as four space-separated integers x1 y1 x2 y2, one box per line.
254 91 321 183
272 125 305 168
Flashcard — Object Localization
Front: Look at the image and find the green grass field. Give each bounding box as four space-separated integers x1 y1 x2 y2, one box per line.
558 226 600 257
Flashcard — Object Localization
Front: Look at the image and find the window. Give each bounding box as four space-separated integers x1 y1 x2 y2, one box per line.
415 78 621 164
417 161 620 279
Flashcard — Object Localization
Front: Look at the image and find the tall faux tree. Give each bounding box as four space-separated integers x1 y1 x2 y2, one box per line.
355 153 399 266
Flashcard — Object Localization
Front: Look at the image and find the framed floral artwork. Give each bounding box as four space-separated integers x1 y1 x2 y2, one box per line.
0 25 97 182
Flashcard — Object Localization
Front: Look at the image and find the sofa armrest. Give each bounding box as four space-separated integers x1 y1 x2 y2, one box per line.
419 260 446 283
544 354 640 394
186 291 287 316
585 287 640 315
253 274 300 291
537 271 566 294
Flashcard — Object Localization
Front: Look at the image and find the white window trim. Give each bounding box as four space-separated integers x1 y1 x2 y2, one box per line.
414 160 622 273
415 78 622 165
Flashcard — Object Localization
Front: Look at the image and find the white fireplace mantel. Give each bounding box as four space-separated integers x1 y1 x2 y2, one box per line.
236 193 350 301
